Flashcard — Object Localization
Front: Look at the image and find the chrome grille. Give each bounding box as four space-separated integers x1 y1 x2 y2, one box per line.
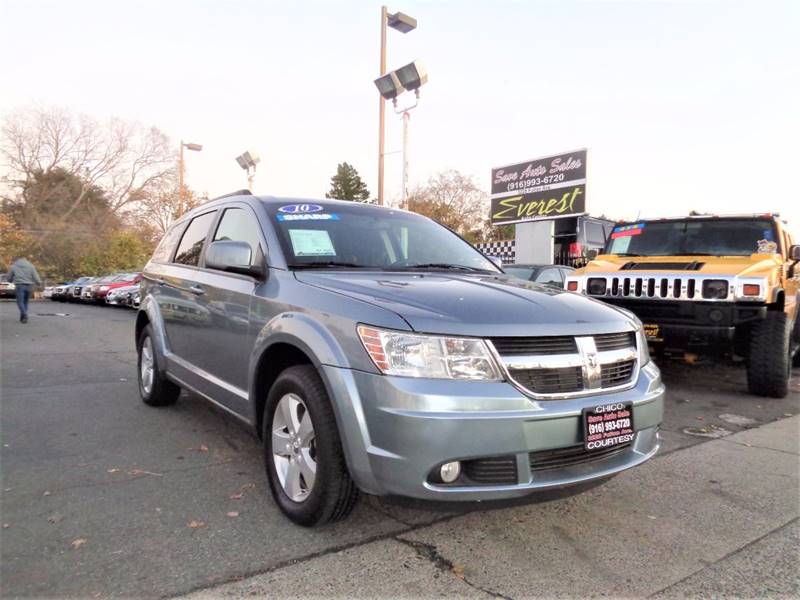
601 360 636 387
489 332 639 399
512 366 583 394
490 336 576 356
584 275 735 301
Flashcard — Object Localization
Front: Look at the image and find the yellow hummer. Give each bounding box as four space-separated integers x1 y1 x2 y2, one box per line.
564 214 799 397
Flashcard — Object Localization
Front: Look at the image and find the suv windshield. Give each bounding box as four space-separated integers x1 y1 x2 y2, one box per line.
605 219 778 257
267 202 499 272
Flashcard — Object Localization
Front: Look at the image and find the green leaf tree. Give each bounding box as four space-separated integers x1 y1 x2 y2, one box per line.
325 162 370 201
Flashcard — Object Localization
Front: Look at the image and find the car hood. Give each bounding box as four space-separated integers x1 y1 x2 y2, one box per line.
295 271 636 337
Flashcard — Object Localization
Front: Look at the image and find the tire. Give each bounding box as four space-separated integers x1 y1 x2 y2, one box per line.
137 324 180 407
263 365 359 526
747 312 791 398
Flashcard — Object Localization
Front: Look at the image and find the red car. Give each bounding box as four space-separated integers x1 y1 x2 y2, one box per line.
89 273 141 303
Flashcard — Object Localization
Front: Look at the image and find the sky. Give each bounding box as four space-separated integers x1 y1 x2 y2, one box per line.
1 0 799 232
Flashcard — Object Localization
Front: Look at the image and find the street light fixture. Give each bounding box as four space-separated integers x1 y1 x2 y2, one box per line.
179 140 203 217
377 6 417 206
374 60 428 209
235 150 260 191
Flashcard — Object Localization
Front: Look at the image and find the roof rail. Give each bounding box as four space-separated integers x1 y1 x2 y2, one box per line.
212 189 253 201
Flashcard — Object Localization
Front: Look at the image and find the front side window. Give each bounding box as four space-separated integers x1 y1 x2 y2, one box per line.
534 267 563 285
605 219 778 257
173 211 217 266
212 207 262 265
267 203 499 272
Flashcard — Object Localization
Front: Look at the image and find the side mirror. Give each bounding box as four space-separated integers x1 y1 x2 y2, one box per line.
205 240 264 278
586 249 599 260
790 245 800 261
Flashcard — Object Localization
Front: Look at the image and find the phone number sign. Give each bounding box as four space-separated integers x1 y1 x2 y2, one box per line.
490 149 587 225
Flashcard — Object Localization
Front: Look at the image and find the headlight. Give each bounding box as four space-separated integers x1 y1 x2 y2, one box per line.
100 285 109 291
636 326 650 367
587 278 607 296
357 325 503 380
702 279 728 299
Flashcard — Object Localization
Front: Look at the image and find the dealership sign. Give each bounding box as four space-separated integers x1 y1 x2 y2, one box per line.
490 149 587 225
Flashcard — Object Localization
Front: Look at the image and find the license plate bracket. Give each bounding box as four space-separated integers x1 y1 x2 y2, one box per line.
583 402 635 451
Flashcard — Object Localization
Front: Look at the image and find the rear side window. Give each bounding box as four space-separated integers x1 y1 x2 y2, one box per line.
535 268 563 285
212 207 263 265
151 223 185 264
173 212 217 266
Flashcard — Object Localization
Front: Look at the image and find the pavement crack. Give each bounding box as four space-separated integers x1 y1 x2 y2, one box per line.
395 537 513 600
646 516 800 598
716 437 800 456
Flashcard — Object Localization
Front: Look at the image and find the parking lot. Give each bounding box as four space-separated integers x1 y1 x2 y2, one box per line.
1 300 798 598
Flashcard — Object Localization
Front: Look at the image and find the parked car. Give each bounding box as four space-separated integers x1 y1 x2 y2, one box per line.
42 286 55 299
83 274 121 302
106 284 139 306
69 276 94 302
504 264 575 287
136 193 664 526
565 213 799 398
52 282 75 301
0 274 15 299
95 273 141 304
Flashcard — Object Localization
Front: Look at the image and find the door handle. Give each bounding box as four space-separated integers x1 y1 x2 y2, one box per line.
188 285 205 296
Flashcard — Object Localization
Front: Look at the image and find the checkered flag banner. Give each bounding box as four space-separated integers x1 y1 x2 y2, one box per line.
475 239 515 264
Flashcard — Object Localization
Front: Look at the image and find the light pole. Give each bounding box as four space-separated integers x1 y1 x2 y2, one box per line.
375 60 427 209
378 7 417 206
178 140 202 217
235 150 261 191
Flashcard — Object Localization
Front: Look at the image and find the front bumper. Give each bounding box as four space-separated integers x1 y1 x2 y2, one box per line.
321 362 664 500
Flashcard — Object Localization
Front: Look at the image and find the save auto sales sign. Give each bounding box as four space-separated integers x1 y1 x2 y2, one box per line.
490 149 587 225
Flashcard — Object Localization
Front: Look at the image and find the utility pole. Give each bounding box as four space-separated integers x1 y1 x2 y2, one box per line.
401 110 409 209
378 6 388 206
178 140 185 217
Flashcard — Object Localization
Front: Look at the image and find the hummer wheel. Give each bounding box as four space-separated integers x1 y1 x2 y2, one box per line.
747 312 791 398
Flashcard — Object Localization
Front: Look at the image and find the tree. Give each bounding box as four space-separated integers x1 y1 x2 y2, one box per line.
407 170 490 243
1 106 174 226
325 162 370 201
131 178 207 236
0 213 34 271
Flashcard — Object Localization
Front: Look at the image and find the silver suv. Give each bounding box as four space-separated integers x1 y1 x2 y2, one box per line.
136 192 664 526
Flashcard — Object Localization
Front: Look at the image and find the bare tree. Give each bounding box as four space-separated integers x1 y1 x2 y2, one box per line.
132 179 207 236
1 106 174 225
407 170 490 241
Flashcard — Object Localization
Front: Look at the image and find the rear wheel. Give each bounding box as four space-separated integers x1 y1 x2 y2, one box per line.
747 312 791 398
137 324 180 407
263 365 358 526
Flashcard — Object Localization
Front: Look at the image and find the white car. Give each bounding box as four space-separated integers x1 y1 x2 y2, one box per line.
106 284 140 306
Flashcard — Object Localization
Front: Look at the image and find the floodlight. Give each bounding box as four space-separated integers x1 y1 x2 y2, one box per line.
374 71 404 100
395 60 428 92
183 142 203 151
387 11 417 33
235 150 260 170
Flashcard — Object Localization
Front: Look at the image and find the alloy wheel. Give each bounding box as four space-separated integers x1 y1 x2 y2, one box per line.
271 393 317 502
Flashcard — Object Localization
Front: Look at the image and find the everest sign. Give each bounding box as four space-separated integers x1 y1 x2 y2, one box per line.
490 149 587 225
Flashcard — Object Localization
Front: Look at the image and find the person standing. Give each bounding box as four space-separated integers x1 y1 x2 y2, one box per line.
7 256 42 323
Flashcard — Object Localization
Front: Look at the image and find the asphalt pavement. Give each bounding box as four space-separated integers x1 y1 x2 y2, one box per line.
1 300 798 598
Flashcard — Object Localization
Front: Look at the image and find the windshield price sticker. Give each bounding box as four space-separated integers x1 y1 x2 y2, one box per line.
583 402 635 451
288 229 336 256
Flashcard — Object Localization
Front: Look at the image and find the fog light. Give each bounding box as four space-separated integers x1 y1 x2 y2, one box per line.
709 308 724 323
440 461 461 483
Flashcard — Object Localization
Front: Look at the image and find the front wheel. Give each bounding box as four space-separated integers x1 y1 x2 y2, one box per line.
263 365 359 526
137 324 180 407
747 312 791 398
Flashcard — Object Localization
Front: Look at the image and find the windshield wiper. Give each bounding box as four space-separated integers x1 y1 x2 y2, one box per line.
290 261 373 269
393 263 491 272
